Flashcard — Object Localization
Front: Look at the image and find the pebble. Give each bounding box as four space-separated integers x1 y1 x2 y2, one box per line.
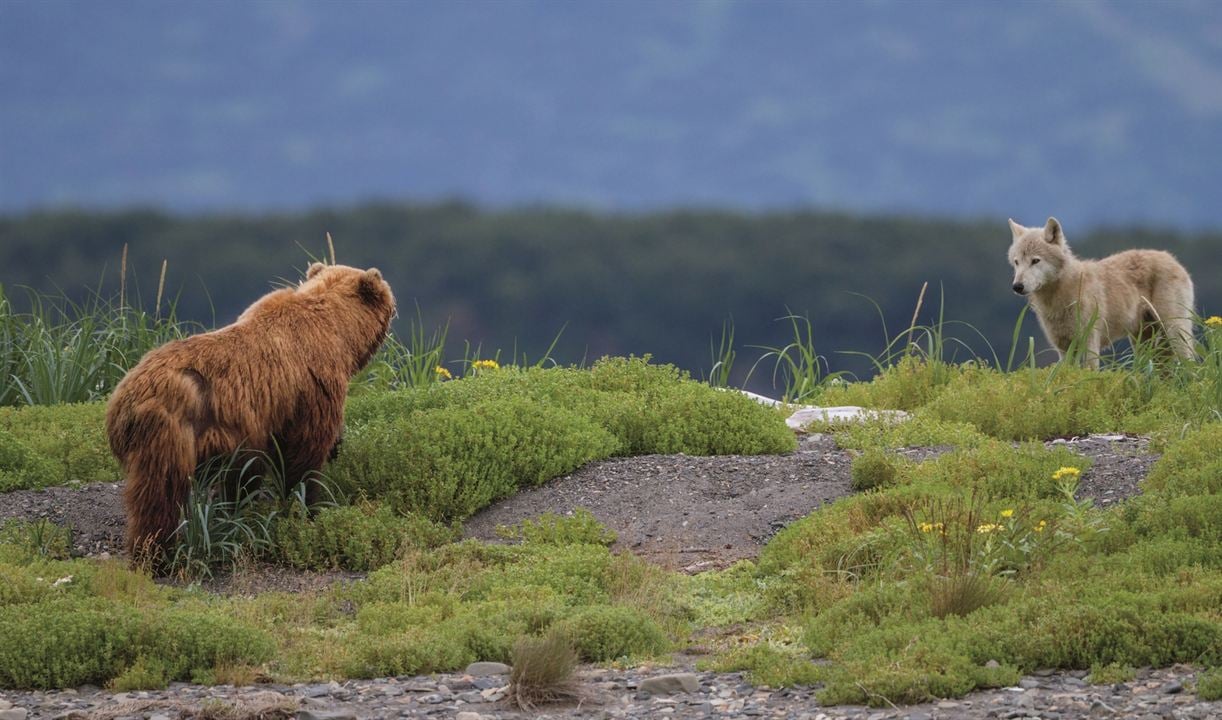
1 665 1220 719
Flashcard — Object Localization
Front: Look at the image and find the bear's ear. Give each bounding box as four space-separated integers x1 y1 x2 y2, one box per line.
1044 217 1064 245
357 268 384 304
1008 218 1025 239
307 262 326 279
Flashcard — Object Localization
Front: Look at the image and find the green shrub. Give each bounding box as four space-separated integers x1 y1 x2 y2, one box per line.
0 563 56 606
498 508 618 546
109 656 170 691
851 450 902 491
143 608 275 682
343 628 474 678
331 398 619 522
1088 662 1135 684
553 604 668 662
0 598 143 688
1123 493 1222 543
355 602 447 635
908 441 1089 501
704 643 824 687
1143 423 1222 496
0 518 73 560
812 356 967 411
1198 667 1222 701
0 428 60 491
829 414 986 452
922 367 1137 440
478 544 617 606
0 403 119 486
275 503 457 571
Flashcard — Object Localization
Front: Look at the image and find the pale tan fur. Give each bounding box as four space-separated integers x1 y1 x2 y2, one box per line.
1007 217 1195 369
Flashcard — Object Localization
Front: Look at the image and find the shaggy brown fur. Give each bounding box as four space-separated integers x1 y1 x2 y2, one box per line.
106 263 395 562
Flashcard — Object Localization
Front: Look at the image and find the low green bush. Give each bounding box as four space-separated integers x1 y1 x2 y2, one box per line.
0 403 119 487
497 508 618 546
1142 423 1222 496
921 366 1138 441
0 428 60 492
343 628 475 678
851 449 902 491
553 605 668 662
476 544 617 606
0 598 143 688
109 656 171 691
0 518 73 560
703 643 824 687
144 607 276 683
274 503 457 571
331 398 620 522
1198 667 1222 701
907 441 1089 501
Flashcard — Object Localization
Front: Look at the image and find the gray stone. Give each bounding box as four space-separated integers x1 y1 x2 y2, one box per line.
418 693 446 704
455 713 483 720
638 674 701 696
0 709 28 720
0 702 10 712
301 684 335 699
464 662 511 677
296 711 357 720
1019 678 1041 689
1160 681 1183 694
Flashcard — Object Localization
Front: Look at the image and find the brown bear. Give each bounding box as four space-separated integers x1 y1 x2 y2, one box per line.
106 262 396 563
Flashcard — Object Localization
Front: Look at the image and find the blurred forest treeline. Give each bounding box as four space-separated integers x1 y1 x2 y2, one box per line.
2 202 1219 391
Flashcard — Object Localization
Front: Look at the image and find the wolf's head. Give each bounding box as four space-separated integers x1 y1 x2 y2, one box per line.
1007 217 1071 296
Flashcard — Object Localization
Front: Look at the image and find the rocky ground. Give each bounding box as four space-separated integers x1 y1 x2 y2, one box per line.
2 663 1218 719
2 432 1215 719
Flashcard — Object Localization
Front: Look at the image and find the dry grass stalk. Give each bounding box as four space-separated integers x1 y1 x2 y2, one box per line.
507 632 587 711
119 243 129 310
326 231 336 265
905 280 928 355
156 259 167 320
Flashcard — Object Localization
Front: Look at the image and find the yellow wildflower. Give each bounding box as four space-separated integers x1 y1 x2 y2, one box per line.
435 366 453 380
1035 520 1048 533
1052 467 1081 481
976 523 1001 534
1205 316 1222 329
472 359 500 371
999 509 1014 519
918 521 944 534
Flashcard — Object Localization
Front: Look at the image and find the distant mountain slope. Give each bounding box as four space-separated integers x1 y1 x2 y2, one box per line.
2 204 1218 389
2 1 1222 228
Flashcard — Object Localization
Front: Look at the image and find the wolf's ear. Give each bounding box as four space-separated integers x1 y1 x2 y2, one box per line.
306 262 326 279
1008 218 1025 239
1044 217 1064 245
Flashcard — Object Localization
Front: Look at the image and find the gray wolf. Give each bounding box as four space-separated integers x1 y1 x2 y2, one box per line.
1007 217 1195 368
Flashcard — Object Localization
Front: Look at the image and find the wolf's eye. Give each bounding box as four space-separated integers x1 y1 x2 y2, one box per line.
1031 258 1041 265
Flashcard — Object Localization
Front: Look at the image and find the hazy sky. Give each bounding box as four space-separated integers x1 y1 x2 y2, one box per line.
3 0 1222 228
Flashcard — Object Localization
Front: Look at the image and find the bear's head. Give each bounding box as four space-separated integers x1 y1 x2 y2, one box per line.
301 262 397 369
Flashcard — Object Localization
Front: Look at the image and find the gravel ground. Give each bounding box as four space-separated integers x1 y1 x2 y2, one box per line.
3 663 1219 719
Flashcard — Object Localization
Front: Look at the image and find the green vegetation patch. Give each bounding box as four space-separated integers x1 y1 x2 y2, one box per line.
334 357 794 523
0 403 118 489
